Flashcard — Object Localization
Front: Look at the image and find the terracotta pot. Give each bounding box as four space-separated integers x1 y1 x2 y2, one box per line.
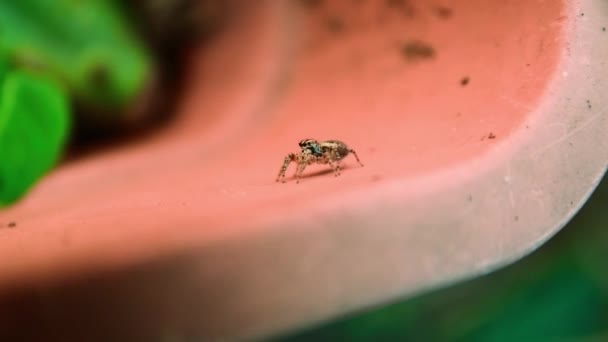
0 0 606 340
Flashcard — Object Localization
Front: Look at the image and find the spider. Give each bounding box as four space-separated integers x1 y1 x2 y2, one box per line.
276 139 364 183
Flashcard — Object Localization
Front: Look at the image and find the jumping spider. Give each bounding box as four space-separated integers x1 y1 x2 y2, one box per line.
276 139 364 183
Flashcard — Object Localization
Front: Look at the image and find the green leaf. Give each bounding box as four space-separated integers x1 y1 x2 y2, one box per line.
0 71 70 206
0 0 152 111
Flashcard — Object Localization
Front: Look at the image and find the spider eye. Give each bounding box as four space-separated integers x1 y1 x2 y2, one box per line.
299 139 314 147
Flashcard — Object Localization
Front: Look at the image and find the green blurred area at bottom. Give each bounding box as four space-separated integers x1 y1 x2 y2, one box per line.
277 175 608 342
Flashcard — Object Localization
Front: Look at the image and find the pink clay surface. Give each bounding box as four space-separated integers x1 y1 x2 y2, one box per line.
0 0 564 291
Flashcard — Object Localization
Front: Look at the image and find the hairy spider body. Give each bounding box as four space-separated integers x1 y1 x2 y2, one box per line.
276 139 364 183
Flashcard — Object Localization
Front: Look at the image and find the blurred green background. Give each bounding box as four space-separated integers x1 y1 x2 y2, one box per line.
0 0 153 206
279 173 608 341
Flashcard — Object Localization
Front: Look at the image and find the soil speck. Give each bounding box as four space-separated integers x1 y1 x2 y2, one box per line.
400 40 435 61
481 132 496 141
434 6 453 19
386 0 415 17
603 27 606 32
371 174 383 182
7 222 16 228
460 77 470 86
586 99 592 109
386 0 403 7
326 16 345 33
300 0 324 9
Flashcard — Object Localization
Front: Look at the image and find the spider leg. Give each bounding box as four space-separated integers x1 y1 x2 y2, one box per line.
295 158 309 184
276 153 296 183
328 159 341 177
349 148 364 167
326 153 340 177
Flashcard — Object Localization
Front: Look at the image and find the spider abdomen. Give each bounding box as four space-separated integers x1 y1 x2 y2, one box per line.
321 140 350 160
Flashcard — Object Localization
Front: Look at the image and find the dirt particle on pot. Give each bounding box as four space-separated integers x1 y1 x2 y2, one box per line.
400 40 435 61
514 216 519 221
481 132 496 141
300 0 324 9
603 27 606 32
586 99 592 109
7 222 16 228
460 77 470 86
385 0 415 17
434 6 453 19
580 12 584 17
371 174 383 182
467 194 473 202
326 16 345 33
